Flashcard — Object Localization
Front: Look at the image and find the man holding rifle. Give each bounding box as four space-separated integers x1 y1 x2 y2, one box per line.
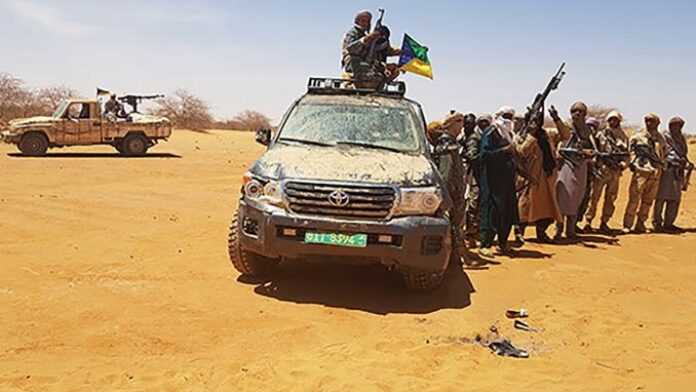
654 116 692 233
341 10 400 85
622 114 666 234
582 111 630 233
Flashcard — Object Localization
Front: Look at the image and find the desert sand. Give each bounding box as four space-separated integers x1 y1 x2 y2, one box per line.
1 130 695 391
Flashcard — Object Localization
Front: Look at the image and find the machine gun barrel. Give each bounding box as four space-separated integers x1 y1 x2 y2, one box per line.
118 94 165 114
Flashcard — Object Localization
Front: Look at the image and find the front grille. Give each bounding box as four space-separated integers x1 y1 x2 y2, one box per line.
284 182 396 220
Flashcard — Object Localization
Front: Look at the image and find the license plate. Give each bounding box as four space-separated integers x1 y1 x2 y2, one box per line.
304 232 368 248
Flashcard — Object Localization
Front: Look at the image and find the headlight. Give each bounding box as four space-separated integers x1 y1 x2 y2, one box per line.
393 186 442 216
242 174 283 206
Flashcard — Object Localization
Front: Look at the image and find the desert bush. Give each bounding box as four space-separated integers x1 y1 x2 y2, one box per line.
1 73 80 122
151 89 213 131
214 110 272 131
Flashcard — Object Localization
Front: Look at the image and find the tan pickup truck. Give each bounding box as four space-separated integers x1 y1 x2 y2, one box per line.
0 99 172 156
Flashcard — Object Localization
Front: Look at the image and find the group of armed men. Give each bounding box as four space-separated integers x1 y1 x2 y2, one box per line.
428 106 692 260
340 10 693 260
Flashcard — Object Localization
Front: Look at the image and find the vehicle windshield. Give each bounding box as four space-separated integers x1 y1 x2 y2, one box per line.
278 102 422 153
52 101 70 118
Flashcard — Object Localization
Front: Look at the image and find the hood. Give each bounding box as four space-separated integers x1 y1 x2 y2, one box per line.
9 116 59 128
130 113 170 124
251 144 438 186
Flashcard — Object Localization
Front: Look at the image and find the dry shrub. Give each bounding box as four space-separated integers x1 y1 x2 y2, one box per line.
0 73 79 122
151 89 213 131
215 110 272 131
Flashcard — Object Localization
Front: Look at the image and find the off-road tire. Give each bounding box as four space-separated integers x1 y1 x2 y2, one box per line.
18 132 48 156
121 134 149 156
401 269 445 291
228 211 278 276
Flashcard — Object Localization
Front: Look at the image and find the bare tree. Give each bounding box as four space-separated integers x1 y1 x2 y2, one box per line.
35 86 80 112
151 89 213 131
1 73 81 123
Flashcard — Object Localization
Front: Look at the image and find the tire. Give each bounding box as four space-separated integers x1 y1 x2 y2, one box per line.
401 269 445 291
121 134 149 156
18 133 48 156
227 211 278 276
114 141 125 154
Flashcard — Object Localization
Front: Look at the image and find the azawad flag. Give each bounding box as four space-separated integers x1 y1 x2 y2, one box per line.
398 34 433 79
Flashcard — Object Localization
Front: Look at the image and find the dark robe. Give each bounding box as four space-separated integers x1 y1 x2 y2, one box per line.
479 126 518 248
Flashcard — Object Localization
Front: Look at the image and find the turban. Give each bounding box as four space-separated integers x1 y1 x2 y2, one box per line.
570 102 588 113
606 110 623 122
669 116 685 125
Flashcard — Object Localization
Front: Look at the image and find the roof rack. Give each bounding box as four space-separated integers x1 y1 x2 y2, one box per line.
307 77 406 97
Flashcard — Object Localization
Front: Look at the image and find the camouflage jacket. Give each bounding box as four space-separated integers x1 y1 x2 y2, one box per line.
629 129 666 176
594 126 630 173
341 25 368 72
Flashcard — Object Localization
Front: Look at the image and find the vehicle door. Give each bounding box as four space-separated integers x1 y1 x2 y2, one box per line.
59 102 84 145
78 102 102 144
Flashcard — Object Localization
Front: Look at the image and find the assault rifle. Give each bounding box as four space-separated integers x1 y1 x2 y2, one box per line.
518 63 566 139
558 147 628 179
118 94 165 114
366 8 386 64
630 144 664 172
664 136 695 191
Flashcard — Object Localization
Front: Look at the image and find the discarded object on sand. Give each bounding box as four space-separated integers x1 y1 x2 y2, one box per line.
514 320 539 333
505 308 529 319
488 339 529 359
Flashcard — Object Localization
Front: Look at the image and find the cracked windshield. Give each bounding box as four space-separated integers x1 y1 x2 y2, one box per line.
278 103 421 152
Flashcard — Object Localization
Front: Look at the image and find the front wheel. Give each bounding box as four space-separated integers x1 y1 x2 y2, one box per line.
228 211 278 276
18 133 48 156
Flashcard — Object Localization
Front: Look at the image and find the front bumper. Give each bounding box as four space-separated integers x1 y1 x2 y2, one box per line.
237 200 452 273
0 130 19 144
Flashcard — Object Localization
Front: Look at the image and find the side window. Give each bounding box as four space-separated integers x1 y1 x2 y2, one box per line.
65 104 81 119
78 104 90 119
64 103 91 119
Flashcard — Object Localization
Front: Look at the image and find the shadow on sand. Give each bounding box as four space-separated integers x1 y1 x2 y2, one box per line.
7 152 182 159
239 260 475 315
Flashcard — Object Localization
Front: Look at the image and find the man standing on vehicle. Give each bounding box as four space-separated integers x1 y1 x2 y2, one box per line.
341 10 400 84
653 116 690 233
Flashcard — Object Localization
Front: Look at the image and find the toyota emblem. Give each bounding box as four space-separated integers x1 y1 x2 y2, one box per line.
328 190 350 207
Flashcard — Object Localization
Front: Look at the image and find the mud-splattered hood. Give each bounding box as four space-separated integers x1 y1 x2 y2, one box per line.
250 144 439 186
8 116 59 129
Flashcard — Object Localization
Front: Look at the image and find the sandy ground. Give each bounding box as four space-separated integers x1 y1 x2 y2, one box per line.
1 130 695 391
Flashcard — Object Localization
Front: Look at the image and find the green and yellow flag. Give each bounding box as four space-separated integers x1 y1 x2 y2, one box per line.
398 34 433 79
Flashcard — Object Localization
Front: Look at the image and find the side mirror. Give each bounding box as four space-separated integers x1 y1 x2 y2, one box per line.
255 128 272 146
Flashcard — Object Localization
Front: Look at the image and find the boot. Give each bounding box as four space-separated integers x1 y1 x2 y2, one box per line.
633 222 647 234
598 222 611 234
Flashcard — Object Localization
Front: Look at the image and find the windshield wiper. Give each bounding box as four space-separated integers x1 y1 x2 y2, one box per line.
277 137 332 147
334 141 405 153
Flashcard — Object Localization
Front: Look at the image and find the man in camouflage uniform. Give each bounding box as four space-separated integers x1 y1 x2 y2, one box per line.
583 111 629 233
341 10 400 86
463 114 487 249
622 113 666 234
427 112 468 263
653 116 690 233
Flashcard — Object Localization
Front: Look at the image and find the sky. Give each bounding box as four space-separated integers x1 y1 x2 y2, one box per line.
1 0 695 131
